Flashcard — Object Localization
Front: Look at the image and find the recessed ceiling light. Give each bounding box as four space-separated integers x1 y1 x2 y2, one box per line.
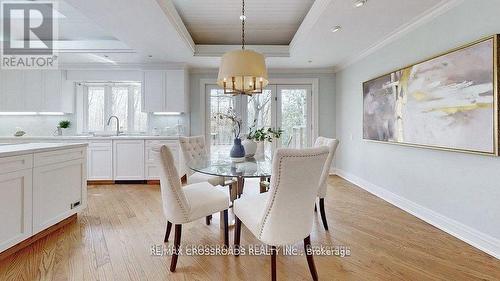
331 26 342 33
354 0 368 8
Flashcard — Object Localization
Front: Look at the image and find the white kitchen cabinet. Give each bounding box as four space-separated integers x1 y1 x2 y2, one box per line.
0 168 33 252
0 70 25 111
142 69 188 113
24 70 44 111
145 140 182 180
143 71 165 112
87 141 113 180
113 140 145 180
33 154 86 234
165 69 188 113
0 70 72 113
42 70 63 112
0 144 87 253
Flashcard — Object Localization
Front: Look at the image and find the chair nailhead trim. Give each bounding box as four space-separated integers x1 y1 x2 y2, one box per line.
257 151 329 240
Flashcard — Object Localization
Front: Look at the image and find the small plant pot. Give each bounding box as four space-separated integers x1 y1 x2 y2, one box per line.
242 138 257 157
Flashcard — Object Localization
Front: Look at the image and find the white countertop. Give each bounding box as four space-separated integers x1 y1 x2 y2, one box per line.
0 135 181 141
0 142 88 158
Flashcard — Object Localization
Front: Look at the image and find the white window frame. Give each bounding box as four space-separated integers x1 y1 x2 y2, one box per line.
200 78 319 147
82 83 148 134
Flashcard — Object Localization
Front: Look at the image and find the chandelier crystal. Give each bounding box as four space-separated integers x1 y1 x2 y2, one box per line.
217 0 269 96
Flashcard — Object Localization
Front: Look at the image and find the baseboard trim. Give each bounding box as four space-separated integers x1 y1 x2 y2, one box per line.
333 168 500 260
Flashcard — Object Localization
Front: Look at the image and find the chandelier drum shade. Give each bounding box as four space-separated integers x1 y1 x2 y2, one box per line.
217 0 269 96
217 49 269 96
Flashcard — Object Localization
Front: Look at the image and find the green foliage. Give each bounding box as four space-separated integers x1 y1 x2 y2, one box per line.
247 127 283 142
58 120 71 129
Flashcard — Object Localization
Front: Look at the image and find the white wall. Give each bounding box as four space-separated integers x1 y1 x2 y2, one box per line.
335 0 500 257
188 71 336 137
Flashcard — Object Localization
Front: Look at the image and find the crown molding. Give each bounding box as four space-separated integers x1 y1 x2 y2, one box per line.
194 45 290 57
155 0 195 53
333 0 464 72
60 62 187 70
189 67 335 75
289 0 334 54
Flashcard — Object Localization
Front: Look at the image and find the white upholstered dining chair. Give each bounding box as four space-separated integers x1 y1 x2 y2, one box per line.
179 136 225 186
158 145 230 272
179 136 234 224
233 147 329 281
314 137 339 231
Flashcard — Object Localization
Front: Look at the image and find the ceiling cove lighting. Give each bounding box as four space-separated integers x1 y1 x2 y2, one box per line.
354 0 368 8
217 0 268 96
0 112 64 116
331 26 342 33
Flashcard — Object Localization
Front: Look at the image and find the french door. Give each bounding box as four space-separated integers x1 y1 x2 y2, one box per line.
206 84 313 152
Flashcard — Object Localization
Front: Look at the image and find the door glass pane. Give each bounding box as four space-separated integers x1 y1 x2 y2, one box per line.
247 89 272 129
280 88 308 148
209 88 235 153
132 86 147 132
110 87 129 131
87 87 105 132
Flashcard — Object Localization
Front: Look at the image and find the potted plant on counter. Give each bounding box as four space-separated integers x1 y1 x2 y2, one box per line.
56 120 71 136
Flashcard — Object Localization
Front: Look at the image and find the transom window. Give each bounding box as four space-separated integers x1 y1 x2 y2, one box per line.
84 83 147 133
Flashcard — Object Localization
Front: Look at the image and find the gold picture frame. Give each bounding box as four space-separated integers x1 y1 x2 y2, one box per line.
362 35 499 156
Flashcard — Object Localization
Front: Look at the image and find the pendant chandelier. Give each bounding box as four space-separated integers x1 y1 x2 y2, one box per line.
217 0 269 96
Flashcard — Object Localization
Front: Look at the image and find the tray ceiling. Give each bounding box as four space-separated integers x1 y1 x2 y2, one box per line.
171 0 314 45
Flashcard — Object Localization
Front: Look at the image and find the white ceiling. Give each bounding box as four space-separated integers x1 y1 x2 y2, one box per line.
32 0 452 69
172 0 314 45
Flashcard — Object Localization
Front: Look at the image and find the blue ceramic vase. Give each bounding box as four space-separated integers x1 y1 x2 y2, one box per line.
230 138 245 158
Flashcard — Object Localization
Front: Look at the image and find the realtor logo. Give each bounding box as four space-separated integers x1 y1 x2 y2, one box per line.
1 1 58 69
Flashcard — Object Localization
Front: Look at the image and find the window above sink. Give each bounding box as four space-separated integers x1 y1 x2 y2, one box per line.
82 83 147 134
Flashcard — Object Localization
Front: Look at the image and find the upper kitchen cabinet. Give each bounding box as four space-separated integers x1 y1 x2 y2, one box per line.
0 70 25 111
142 69 189 113
0 70 74 113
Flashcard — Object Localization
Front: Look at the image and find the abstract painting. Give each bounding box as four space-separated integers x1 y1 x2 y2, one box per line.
363 36 498 155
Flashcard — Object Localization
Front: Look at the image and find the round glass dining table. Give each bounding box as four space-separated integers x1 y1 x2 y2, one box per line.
186 154 273 201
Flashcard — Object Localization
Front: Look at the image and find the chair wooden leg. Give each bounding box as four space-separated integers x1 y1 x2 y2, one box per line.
170 224 182 272
206 215 212 225
164 221 172 242
304 236 318 281
223 209 229 247
319 198 328 231
234 216 242 256
271 245 277 281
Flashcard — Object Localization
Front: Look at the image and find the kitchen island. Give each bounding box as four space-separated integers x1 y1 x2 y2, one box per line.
0 143 87 256
0 136 183 182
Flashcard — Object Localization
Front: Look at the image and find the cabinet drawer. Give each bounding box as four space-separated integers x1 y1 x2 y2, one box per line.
145 140 178 148
88 140 112 148
34 148 85 167
0 154 33 174
146 145 178 163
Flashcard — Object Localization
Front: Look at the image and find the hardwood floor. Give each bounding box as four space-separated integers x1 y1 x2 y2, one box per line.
0 176 498 281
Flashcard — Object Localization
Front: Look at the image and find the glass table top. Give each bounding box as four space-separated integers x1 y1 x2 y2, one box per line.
187 155 273 178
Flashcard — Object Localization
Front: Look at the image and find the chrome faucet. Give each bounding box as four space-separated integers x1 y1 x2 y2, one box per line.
106 115 121 136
